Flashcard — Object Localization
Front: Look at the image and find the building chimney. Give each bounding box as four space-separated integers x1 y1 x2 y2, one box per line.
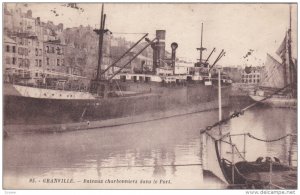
36 17 41 25
27 10 32 18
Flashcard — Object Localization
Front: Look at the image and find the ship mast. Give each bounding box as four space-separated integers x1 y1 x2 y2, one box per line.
195 23 225 75
197 23 206 65
288 5 295 97
95 4 106 81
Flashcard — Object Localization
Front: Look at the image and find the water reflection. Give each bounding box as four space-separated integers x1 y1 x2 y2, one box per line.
3 101 297 189
153 158 166 177
228 107 297 164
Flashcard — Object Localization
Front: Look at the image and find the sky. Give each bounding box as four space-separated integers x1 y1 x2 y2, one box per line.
6 3 297 67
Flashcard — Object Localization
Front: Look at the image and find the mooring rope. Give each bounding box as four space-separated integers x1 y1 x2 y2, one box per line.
247 133 296 143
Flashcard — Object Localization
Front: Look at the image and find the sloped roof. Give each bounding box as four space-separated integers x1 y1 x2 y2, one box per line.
4 36 16 44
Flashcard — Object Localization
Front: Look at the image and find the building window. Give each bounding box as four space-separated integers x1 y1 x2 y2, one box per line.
46 46 49 53
12 46 16 53
57 59 60 66
56 47 61 55
39 49 42 56
35 73 38 77
22 59 26 67
39 60 42 67
46 58 50 65
35 48 38 56
6 45 10 52
18 58 22 66
18 48 23 55
24 59 28 67
12 58 16 65
6 57 10 64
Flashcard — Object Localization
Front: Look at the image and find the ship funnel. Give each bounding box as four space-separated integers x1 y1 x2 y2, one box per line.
171 42 178 67
152 30 166 73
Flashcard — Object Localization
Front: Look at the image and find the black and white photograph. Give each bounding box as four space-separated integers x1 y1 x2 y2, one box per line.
2 2 298 191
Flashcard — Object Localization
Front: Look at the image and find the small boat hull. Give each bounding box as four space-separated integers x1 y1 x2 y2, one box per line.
249 95 297 108
214 140 296 189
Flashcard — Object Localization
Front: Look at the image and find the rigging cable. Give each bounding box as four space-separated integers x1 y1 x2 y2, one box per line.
112 32 150 35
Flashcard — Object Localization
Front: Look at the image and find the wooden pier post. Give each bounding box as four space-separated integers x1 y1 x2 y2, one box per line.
231 144 235 184
200 133 208 170
218 68 222 158
269 161 273 189
243 134 246 159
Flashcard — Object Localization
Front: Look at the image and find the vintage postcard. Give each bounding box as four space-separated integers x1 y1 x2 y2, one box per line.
3 2 297 190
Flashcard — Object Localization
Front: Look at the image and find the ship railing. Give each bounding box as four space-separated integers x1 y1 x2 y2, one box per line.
221 132 297 166
209 132 297 188
7 79 90 93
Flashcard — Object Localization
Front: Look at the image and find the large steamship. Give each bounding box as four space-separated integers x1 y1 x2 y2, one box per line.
4 5 232 133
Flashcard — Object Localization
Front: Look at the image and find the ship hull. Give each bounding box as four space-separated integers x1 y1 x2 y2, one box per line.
4 83 231 133
249 95 297 108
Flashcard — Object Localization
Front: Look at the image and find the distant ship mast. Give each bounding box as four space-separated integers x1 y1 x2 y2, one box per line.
281 5 296 97
288 5 296 97
197 23 206 65
195 23 225 72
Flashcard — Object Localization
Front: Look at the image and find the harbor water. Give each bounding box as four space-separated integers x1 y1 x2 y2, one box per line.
3 97 297 189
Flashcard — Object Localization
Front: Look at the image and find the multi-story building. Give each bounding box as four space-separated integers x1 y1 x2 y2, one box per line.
4 5 36 35
4 33 34 83
42 21 64 42
28 37 44 82
13 34 31 80
4 36 17 82
4 4 68 85
43 40 66 75
241 66 264 84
